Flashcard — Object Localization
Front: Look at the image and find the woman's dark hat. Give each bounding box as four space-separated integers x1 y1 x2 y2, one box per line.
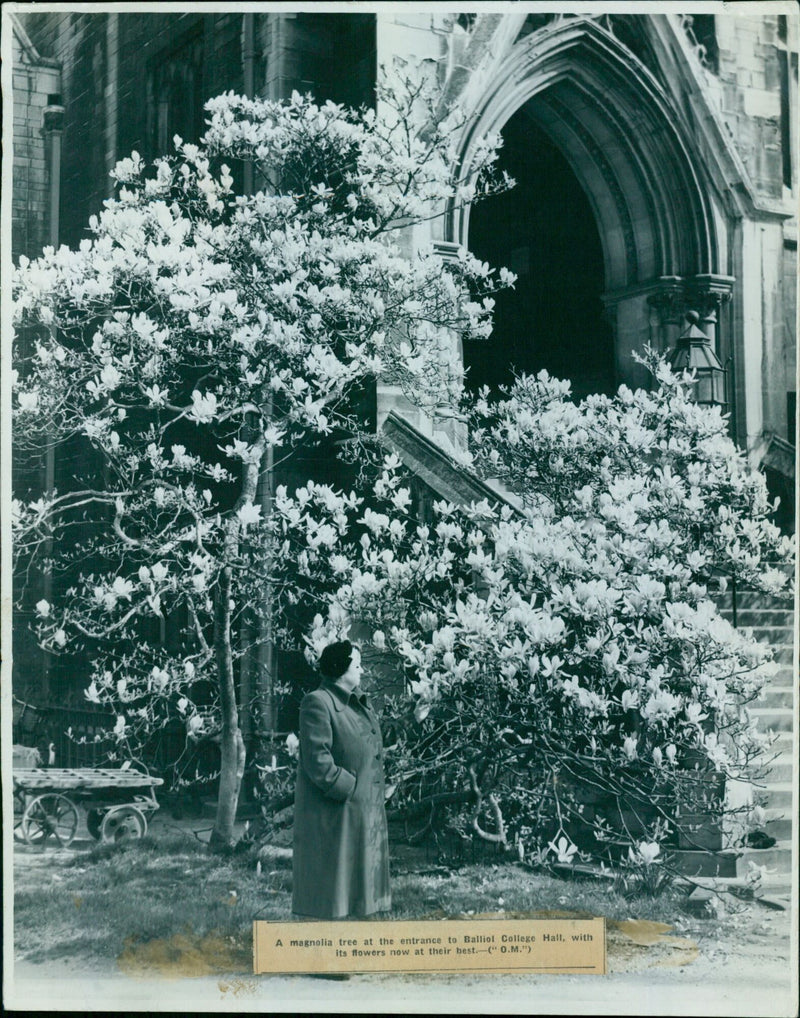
319 640 353 679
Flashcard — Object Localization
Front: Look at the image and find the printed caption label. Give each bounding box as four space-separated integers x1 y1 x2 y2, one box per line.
254 917 606 974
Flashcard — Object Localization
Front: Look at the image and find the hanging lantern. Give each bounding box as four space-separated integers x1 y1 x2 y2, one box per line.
668 311 727 408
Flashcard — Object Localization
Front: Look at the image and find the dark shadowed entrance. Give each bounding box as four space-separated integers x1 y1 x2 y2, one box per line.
465 109 615 399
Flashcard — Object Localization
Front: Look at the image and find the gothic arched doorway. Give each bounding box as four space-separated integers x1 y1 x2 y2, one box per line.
450 18 723 403
465 109 615 399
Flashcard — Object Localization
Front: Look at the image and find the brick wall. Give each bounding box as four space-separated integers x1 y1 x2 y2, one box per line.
20 12 375 250
11 26 60 259
261 13 375 106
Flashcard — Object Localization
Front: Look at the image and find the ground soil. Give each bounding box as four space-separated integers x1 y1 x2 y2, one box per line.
8 812 796 1016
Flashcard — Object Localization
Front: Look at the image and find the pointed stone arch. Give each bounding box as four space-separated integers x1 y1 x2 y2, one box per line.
454 18 718 287
447 17 728 389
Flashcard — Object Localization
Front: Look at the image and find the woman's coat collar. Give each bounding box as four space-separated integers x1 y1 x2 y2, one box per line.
321 678 370 711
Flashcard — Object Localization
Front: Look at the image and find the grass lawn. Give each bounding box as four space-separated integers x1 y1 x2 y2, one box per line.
14 831 704 976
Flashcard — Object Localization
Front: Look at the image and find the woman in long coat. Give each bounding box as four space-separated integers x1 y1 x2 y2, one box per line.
292 640 391 918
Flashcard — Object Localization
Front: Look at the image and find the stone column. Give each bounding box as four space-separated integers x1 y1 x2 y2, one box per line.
374 16 469 451
601 277 688 393
429 241 468 453
41 94 65 701
686 273 735 352
686 274 735 432
646 275 687 355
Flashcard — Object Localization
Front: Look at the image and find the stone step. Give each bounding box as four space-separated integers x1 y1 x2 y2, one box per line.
758 736 795 766
766 664 796 682
751 710 795 732
716 594 794 607
760 783 795 808
750 707 795 731
742 626 795 642
726 609 795 626
717 641 795 663
758 876 794 892
756 740 795 775
763 803 793 821
758 686 794 708
715 591 794 610
757 739 795 766
735 840 793 874
762 759 794 782
671 848 739 878
711 585 794 881
762 813 793 840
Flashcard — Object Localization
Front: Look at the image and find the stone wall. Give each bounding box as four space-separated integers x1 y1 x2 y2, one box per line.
11 22 60 259
10 20 62 703
21 13 247 248
715 14 785 201
375 11 797 468
713 13 797 447
19 12 376 249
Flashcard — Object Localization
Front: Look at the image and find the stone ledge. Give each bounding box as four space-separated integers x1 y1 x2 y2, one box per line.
671 849 740 878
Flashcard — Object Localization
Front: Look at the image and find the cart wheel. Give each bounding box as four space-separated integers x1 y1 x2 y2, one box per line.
14 788 27 842
100 805 147 843
22 793 79 848
86 808 103 840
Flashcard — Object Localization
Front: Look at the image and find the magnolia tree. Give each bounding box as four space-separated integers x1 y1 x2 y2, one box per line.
11 79 511 849
271 358 793 863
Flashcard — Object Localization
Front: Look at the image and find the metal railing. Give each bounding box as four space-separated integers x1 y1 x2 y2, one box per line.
12 696 114 768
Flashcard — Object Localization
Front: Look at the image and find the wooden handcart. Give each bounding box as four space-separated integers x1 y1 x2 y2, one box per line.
13 766 163 848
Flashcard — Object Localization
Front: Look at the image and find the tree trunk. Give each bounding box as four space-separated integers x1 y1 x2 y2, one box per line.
209 562 247 852
209 441 264 851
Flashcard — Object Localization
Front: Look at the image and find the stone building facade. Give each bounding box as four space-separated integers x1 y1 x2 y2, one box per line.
10 16 61 260
11 8 796 470
8 8 797 719
376 13 798 467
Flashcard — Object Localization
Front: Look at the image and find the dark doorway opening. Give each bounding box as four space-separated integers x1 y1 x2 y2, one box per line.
465 108 615 400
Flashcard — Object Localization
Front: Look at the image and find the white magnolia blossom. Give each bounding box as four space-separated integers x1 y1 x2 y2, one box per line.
269 354 792 858
12 81 792 859
548 836 578 865
236 502 262 527
189 390 219 423
11 79 512 842
628 841 661 866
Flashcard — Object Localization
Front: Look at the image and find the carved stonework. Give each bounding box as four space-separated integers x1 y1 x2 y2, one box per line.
643 274 734 372
677 14 719 74
514 10 668 88
686 275 734 316
42 100 65 134
381 412 514 511
647 277 686 326
686 274 734 345
646 275 734 342
432 241 463 263
516 13 617 44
